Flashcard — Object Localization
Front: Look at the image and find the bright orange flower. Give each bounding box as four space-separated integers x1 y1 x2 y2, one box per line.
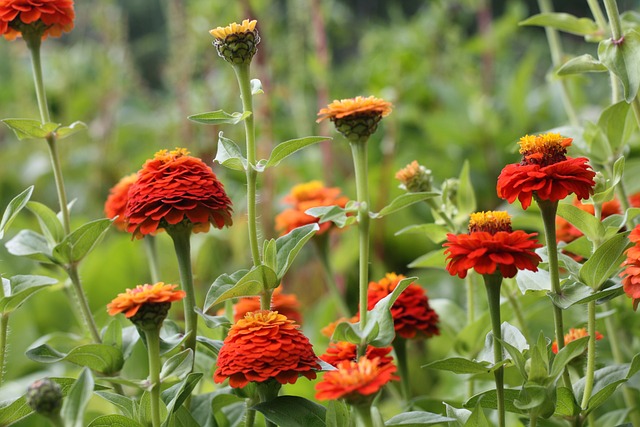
444 211 542 279
104 173 137 231
125 148 232 239
315 356 399 402
320 341 394 369
497 133 596 210
551 327 603 354
317 96 392 142
275 180 349 235
0 0 74 40
620 225 640 310
366 273 439 340
107 283 186 318
231 287 303 324
214 310 320 388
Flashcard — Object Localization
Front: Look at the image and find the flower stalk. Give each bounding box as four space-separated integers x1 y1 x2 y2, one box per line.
580 301 597 412
0 314 8 385
143 326 163 427
67 266 102 343
483 273 505 427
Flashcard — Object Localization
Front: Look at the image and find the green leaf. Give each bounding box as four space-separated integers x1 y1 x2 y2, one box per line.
88 415 144 427
305 205 355 228
423 357 505 375
366 276 414 347
262 238 277 271
275 223 319 279
326 400 350 427
139 391 168 426
195 308 231 330
515 268 550 294
102 318 122 349
478 322 528 364
331 319 365 345
161 373 203 417
550 336 589 380
370 192 439 219
251 79 263 95
5 229 57 263
519 13 599 36
496 338 527 379
0 275 57 313
55 121 88 140
95 391 136 419
160 349 193 382
0 186 33 239
61 368 94 427
574 363 630 413
599 30 640 102
597 101 634 153
263 136 329 169
556 203 604 243
445 403 471 427
457 160 476 217
53 218 114 264
27 201 65 244
408 249 446 269
188 110 252 125
203 269 248 312
385 411 455 426
558 54 608 75
463 404 490 427
580 232 631 289
253 396 326 427
195 336 223 356
583 121 613 164
1 118 58 140
463 389 524 414
214 132 247 171
394 223 449 244
206 265 278 306
26 343 124 375
593 156 625 204
548 279 623 309
554 386 580 417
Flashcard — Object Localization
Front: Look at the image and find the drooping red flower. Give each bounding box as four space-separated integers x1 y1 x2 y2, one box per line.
275 180 349 235
366 273 439 340
230 286 303 324
620 225 640 310
497 133 596 210
0 0 74 40
551 327 603 354
320 341 394 369
125 148 232 239
107 282 185 318
104 173 137 231
556 197 621 245
444 211 542 279
315 356 399 403
214 310 320 388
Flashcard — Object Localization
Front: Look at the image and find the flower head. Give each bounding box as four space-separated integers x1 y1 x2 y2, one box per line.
104 173 137 231
396 161 432 193
1 0 74 40
107 283 185 329
214 310 320 388
125 148 232 239
320 341 394 369
620 225 640 310
497 133 596 210
231 286 303 324
317 96 393 143
367 273 439 340
275 180 349 235
444 211 542 278
315 356 399 403
551 327 603 354
209 19 259 65
26 378 63 418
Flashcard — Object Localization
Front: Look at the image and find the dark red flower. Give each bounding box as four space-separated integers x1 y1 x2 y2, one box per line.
104 173 137 231
0 0 74 40
620 225 640 310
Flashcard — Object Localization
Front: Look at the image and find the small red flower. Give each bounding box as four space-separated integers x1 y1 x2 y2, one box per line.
497 133 596 210
0 0 74 40
104 173 137 231
444 211 542 279
230 286 303 324
320 341 394 369
620 225 640 310
366 273 439 340
125 148 232 239
551 327 603 354
214 311 320 388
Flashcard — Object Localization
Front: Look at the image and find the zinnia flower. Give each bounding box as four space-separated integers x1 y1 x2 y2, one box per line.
497 133 596 210
125 148 232 239
209 19 259 65
620 225 640 310
315 356 399 403
444 211 542 279
396 160 432 193
366 273 439 340
230 286 302 323
0 0 74 40
320 341 394 369
275 180 349 235
317 96 393 143
107 283 185 330
104 173 137 231
551 327 603 354
214 310 320 388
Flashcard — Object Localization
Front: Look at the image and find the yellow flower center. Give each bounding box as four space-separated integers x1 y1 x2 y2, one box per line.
518 132 571 166
291 180 324 201
153 147 190 162
209 19 257 39
468 211 512 233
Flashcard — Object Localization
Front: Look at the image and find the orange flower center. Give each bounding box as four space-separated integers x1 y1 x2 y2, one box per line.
518 133 571 166
334 357 382 386
468 211 512 234
209 19 257 39
290 180 325 201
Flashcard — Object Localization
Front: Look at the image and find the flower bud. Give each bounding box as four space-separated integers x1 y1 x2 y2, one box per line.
209 19 260 66
395 161 432 193
26 378 63 417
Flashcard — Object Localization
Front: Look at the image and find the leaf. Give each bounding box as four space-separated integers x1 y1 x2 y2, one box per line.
550 336 589 380
161 373 203 417
593 156 625 204
214 132 247 171
597 101 634 154
365 276 414 347
1 118 58 140
95 391 136 419
55 121 88 140
262 238 277 271
0 186 33 239
554 386 580 417
408 249 446 269
206 265 278 306
516 268 551 294
26 343 124 375
61 368 94 427
195 308 231 330
188 110 252 125
370 192 439 218
556 203 605 243
463 389 524 414
275 223 319 279
385 411 455 426
394 223 449 243
574 363 630 412
195 336 224 356
251 79 263 95
5 229 56 263
0 274 57 314
53 218 114 264
457 160 476 217
160 349 193 382
203 269 249 312
27 201 65 244
519 13 599 36
305 205 355 229
253 396 326 427
326 400 350 427
463 404 490 427
599 30 640 102
478 322 528 364
331 319 365 345
558 54 608 75
263 136 329 169
497 337 527 378
87 415 144 427
423 357 504 375
445 403 471 427
102 318 122 349
548 279 623 309
580 232 631 289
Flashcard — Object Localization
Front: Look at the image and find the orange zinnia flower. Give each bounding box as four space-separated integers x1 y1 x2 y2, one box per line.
320 341 394 369
214 310 320 388
104 173 137 231
275 180 349 235
0 0 74 40
551 327 603 354
107 283 186 318
444 211 542 279
125 148 232 239
366 273 439 340
231 286 303 324
317 96 393 143
315 356 399 403
497 133 596 210
620 225 640 310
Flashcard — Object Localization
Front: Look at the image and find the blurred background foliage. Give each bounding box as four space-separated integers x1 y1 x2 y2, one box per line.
2 0 640 424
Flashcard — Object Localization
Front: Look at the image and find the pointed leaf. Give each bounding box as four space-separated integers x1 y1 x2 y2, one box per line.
457 160 476 216
188 110 252 125
478 322 528 364
26 343 124 375
550 336 589 380
519 13 599 36
580 232 631 289
1 118 58 140
88 415 144 427
599 30 640 102
554 386 580 417
305 205 355 228
102 318 122 349
0 274 57 313
463 389 524 414
55 121 87 140
0 186 33 239
263 238 277 271
366 276 414 347
207 265 278 306
5 229 57 263
195 308 231 329
53 218 114 264
275 223 319 279
214 132 247 171
161 373 203 416
597 101 634 153
593 156 625 204
394 223 448 243
370 192 439 218
326 400 350 427
253 396 326 427
331 320 365 345
516 268 551 294
204 269 249 312
27 201 65 244
264 136 329 169
423 357 505 375
558 54 608 75
556 203 605 243
251 79 264 95
95 391 136 419
548 279 623 309
160 349 193 382
408 249 446 268
385 411 455 426
61 368 94 427
196 336 223 356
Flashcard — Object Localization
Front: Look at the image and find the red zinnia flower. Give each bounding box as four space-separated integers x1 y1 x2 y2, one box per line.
444 211 542 279
497 133 596 210
366 273 439 340
104 173 137 231
230 286 303 324
620 225 640 310
315 356 399 403
551 327 603 354
107 282 186 318
214 310 320 388
320 341 394 369
0 0 74 40
275 180 349 235
125 148 232 239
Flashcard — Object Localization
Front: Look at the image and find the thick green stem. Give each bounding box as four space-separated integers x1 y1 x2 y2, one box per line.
537 198 572 389
314 236 350 317
354 404 374 427
587 0 609 32
144 328 163 427
0 314 7 385
143 235 161 284
581 301 596 411
603 0 623 40
483 274 505 427
393 338 412 408
466 273 476 398
350 141 371 357
67 266 102 343
45 137 71 234
244 396 258 427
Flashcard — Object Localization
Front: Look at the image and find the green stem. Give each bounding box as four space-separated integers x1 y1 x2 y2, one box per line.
603 0 623 40
392 338 412 409
143 328 163 427
0 314 8 385
67 266 102 343
580 301 596 410
350 141 371 357
483 274 505 427
313 236 350 317
143 235 161 284
586 0 609 33
244 396 257 427
466 273 476 398
530 415 538 427
537 198 572 389
45 136 71 234
354 404 374 427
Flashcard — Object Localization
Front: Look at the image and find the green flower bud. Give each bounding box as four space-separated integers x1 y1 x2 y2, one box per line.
26 378 63 418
